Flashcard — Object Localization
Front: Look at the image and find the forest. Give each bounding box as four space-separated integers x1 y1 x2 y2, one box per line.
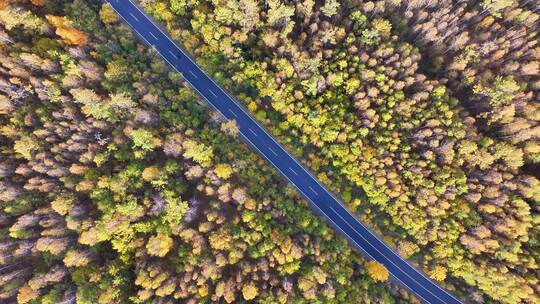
0 0 409 303
141 0 540 302
0 0 539 303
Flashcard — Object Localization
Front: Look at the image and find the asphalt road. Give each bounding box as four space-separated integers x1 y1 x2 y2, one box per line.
107 1 463 303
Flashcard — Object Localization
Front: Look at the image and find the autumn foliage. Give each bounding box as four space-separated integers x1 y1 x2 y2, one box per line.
365 261 389 282
141 0 540 302
0 0 404 303
0 0 538 303
45 15 87 45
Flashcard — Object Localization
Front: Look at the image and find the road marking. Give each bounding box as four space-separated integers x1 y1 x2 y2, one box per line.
248 128 258 137
168 50 177 58
188 70 198 79
308 186 318 196
208 89 218 98
228 108 238 118
268 147 278 156
129 12 139 22
149 31 158 40
289 167 298 176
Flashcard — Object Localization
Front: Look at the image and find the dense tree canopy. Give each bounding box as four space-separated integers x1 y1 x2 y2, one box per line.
0 0 409 303
1 0 539 303
139 0 540 302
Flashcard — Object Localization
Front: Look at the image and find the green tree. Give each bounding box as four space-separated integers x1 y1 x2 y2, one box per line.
183 140 213 167
104 58 131 82
99 3 118 24
481 0 515 17
131 128 161 157
320 0 340 17
266 0 294 27
473 76 520 107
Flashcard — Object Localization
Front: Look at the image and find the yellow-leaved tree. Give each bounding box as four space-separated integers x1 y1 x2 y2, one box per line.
45 15 87 45
242 283 258 301
365 260 389 282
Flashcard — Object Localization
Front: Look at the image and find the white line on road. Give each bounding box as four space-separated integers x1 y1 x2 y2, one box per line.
168 50 177 58
308 186 318 196
129 12 139 22
248 128 258 137
208 89 218 98
149 31 158 40
268 147 278 156
228 108 238 118
188 70 198 79
289 167 298 176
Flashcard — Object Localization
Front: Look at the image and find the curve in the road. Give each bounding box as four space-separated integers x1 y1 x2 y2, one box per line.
107 1 463 303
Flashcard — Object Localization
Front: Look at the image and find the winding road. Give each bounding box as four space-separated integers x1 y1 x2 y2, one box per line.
107 1 463 303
